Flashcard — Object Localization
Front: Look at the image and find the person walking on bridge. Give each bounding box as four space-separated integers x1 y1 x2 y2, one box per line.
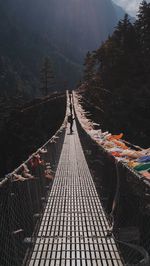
69 90 72 103
69 103 73 114
68 113 74 134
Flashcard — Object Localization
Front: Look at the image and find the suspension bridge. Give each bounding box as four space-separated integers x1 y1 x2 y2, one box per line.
0 92 150 266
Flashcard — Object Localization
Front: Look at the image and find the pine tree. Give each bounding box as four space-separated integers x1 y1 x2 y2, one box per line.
135 1 150 70
80 6 150 146
83 52 95 83
40 57 55 96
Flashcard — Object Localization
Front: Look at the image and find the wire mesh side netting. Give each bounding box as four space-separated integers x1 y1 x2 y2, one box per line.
76 117 150 266
0 126 66 266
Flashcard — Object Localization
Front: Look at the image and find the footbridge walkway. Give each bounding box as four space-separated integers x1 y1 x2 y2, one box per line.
28 117 123 266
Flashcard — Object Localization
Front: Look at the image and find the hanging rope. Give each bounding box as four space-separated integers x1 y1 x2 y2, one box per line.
107 161 120 234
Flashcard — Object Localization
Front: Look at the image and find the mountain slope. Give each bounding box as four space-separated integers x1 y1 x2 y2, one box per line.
0 1 82 96
4 0 124 61
112 2 127 20
0 0 126 96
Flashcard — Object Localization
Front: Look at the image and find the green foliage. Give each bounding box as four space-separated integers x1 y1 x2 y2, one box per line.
81 4 150 147
135 1 150 77
40 57 55 96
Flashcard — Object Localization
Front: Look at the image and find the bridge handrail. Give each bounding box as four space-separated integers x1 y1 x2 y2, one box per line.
0 91 69 187
73 91 150 188
73 94 150 266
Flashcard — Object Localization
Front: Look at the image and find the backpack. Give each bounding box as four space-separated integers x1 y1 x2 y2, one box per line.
68 115 72 123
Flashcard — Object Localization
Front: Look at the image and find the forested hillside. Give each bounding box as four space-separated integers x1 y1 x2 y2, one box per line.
0 2 81 97
79 1 150 147
0 0 125 97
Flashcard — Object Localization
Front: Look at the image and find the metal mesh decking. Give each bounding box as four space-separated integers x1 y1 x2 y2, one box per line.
28 120 123 266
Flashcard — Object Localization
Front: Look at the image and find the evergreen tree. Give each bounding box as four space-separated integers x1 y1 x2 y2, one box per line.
83 52 96 83
40 57 55 96
81 9 150 146
135 1 150 74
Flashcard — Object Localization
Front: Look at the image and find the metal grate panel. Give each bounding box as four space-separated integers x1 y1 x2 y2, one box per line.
28 120 123 266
